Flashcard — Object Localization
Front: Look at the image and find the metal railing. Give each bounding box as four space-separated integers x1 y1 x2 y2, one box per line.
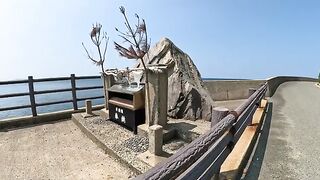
135 83 268 180
0 74 104 117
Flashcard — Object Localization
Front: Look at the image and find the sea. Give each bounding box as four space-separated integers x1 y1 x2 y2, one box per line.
0 78 104 120
0 77 245 120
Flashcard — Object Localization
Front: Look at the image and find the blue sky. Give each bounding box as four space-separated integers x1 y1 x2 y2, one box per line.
0 0 319 81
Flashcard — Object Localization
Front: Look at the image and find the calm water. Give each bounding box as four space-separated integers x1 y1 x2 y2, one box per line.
0 77 245 120
0 79 104 120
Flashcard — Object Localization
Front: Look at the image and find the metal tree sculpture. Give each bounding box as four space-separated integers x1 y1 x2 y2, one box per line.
82 23 109 108
114 6 152 124
82 23 109 73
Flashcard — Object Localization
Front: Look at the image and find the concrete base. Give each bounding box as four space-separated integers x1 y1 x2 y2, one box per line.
137 151 171 167
99 108 109 120
81 112 98 118
137 123 177 143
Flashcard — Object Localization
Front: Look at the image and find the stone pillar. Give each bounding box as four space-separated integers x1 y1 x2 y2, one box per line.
146 65 168 127
85 100 93 115
149 125 163 155
102 73 115 110
211 107 229 128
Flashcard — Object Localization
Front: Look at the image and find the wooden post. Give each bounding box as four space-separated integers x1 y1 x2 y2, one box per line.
70 74 78 110
28 76 37 117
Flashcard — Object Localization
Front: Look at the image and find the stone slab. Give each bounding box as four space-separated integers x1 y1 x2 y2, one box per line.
137 151 170 167
137 123 177 143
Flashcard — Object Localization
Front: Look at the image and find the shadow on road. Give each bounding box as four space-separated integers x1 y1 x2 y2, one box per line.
242 102 273 180
0 119 68 132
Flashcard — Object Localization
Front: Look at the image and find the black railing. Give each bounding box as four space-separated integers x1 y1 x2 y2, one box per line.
0 74 104 118
135 83 268 180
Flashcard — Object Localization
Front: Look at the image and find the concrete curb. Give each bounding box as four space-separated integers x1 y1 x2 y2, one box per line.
71 112 143 175
0 105 104 130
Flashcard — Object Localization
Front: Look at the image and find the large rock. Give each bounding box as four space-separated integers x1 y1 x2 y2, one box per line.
136 38 215 121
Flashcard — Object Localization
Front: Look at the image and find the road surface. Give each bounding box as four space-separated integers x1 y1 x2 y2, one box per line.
0 120 134 180
245 81 320 179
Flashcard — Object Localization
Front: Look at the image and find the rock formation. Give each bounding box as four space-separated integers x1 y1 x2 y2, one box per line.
136 38 215 121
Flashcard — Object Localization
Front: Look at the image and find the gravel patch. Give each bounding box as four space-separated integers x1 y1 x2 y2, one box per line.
122 136 149 153
73 113 152 174
73 112 208 175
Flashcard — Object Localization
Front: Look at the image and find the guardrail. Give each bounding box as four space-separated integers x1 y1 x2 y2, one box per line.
135 82 268 180
0 74 104 117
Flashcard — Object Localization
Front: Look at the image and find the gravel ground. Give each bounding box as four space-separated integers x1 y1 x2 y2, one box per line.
74 114 151 173
74 114 198 174
0 120 134 180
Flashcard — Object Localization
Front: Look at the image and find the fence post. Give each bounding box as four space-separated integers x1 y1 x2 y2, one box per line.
211 107 229 180
248 88 257 125
71 74 78 110
28 76 37 116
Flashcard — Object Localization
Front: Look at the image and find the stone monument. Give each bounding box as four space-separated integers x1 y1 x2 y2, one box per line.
136 38 215 121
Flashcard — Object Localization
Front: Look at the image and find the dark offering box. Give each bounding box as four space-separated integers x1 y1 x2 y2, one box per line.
107 84 145 134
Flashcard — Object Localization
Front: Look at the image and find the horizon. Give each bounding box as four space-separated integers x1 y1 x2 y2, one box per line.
1 1 320 81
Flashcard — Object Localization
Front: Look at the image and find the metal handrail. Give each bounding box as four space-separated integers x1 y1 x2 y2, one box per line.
0 74 104 117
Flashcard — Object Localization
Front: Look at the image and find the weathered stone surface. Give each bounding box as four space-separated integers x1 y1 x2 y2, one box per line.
137 38 215 121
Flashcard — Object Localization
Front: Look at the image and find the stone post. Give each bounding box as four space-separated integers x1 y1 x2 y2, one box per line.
85 100 92 115
102 73 115 110
146 65 168 127
149 125 163 155
211 107 229 128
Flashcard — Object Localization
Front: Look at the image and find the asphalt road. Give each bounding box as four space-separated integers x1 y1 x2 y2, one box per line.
245 81 320 180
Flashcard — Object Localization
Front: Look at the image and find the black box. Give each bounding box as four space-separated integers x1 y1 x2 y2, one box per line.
107 84 145 134
109 103 145 134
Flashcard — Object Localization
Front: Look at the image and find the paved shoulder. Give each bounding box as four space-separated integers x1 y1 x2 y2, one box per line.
0 120 134 180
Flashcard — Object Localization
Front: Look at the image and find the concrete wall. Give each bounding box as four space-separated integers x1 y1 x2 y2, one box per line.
0 105 104 129
266 76 317 97
204 80 266 101
204 76 317 101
